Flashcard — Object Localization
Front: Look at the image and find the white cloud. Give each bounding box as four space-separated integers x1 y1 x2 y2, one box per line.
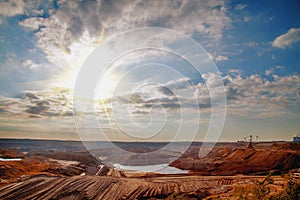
235 4 247 11
101 72 300 118
272 27 300 49
0 88 73 117
215 55 228 62
208 53 228 62
19 17 45 31
223 73 300 117
19 0 231 69
0 96 24 114
276 65 284 69
247 42 259 47
21 59 39 69
0 0 25 17
265 69 274 76
1 72 300 119
242 15 251 22
227 69 242 74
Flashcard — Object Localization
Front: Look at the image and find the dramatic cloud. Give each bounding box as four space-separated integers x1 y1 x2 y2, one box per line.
0 88 73 118
0 96 24 114
272 27 300 49
1 72 299 120
19 0 231 67
97 73 300 118
1 1 300 141
223 74 300 117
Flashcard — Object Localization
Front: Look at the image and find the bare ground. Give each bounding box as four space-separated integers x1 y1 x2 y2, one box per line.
0 141 299 199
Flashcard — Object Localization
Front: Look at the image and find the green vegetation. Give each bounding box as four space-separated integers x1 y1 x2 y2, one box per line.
232 173 300 200
164 189 210 200
270 174 300 200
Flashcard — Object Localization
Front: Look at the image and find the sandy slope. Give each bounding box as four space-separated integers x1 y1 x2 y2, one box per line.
0 175 269 200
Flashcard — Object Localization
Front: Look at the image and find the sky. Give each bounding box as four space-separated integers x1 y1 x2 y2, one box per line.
0 0 300 142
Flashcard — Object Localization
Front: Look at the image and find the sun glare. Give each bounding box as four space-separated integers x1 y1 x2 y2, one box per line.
95 72 117 100
52 30 105 91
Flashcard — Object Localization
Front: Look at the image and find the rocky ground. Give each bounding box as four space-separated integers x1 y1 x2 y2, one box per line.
170 142 300 175
0 174 299 199
0 141 299 199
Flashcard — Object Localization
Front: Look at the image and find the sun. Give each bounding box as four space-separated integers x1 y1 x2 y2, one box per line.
94 71 117 100
53 64 118 101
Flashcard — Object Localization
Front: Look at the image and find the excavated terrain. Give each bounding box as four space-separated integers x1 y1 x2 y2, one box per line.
170 142 300 175
0 141 299 199
0 175 269 200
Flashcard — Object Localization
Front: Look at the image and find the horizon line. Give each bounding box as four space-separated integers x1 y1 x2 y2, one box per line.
0 137 291 143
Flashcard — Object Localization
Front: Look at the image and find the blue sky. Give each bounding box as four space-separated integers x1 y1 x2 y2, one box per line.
0 0 299 142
